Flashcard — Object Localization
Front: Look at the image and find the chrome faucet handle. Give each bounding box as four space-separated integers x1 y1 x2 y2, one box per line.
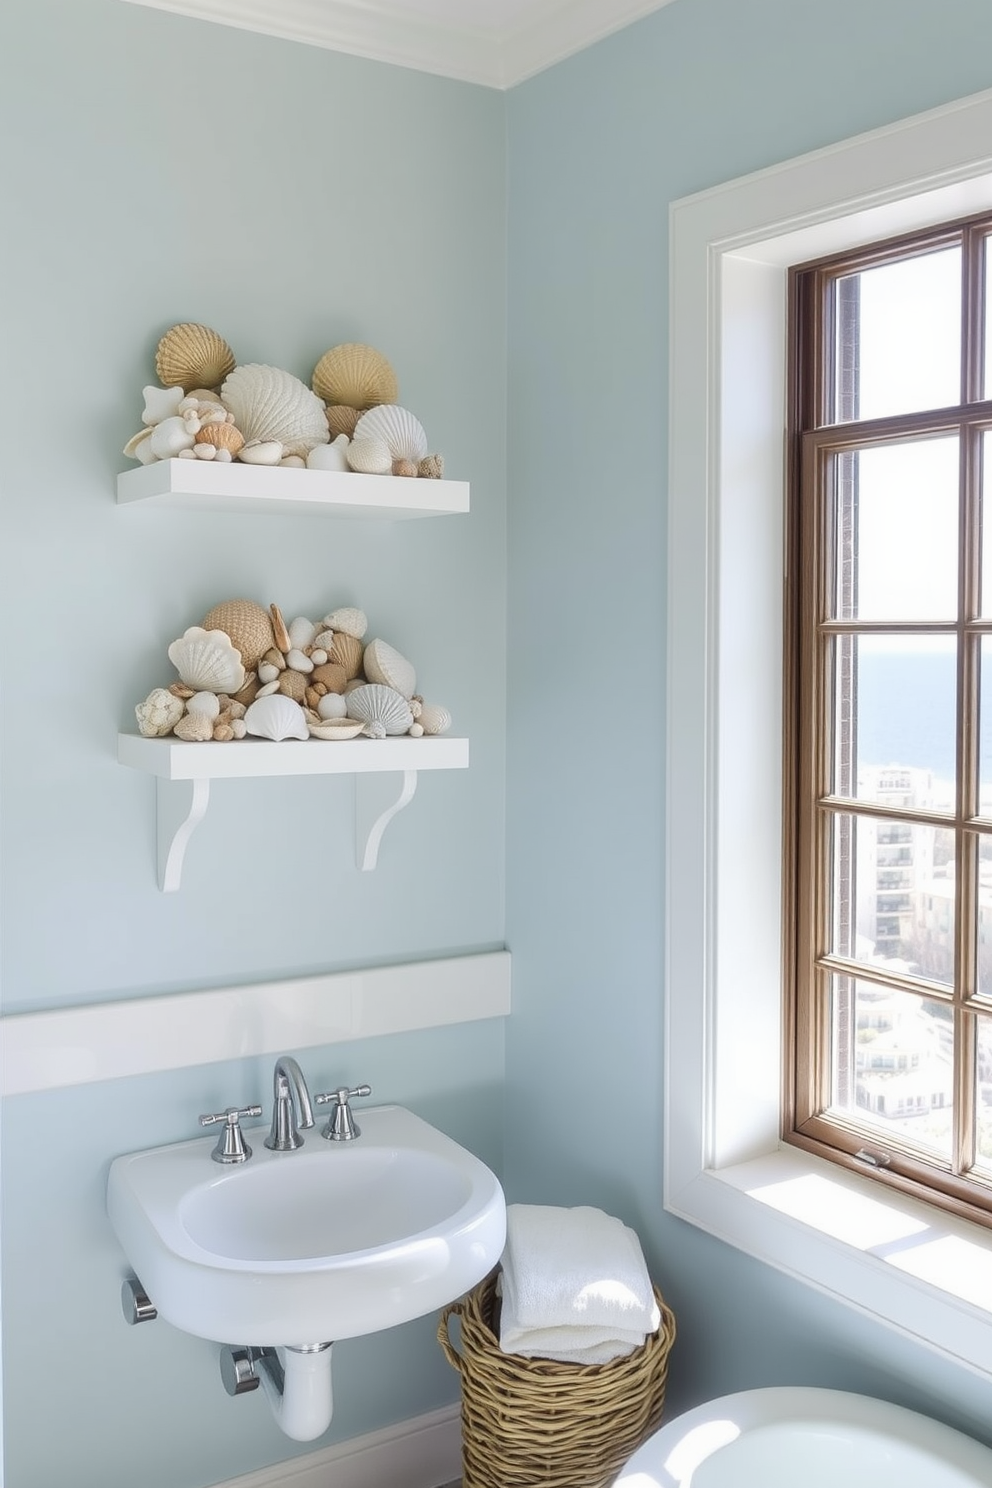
314 1084 372 1141
199 1105 262 1164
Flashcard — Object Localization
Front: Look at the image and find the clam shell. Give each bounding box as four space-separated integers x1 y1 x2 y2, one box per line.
321 607 368 640
353 405 428 463
312 343 399 409
346 683 413 739
221 364 330 458
243 694 309 741
200 599 274 670
363 638 416 698
346 436 392 475
155 323 236 392
167 626 246 694
307 717 366 740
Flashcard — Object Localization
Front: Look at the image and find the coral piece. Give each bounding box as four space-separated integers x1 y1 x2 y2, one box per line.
200 599 274 670
321 607 368 640
156 323 236 392
221 363 330 458
135 687 185 738
418 454 445 479
167 626 246 694
174 711 215 742
312 343 398 410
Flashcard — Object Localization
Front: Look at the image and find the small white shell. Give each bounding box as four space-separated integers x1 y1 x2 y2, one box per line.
258 662 280 684
321 607 368 640
149 415 196 460
346 437 392 475
222 364 330 458
417 701 452 735
135 687 185 738
288 616 318 650
255 679 281 697
307 435 350 471
167 627 246 694
187 691 221 719
353 404 428 463
346 683 414 739
285 647 314 673
317 692 349 719
238 440 284 465
243 694 309 741
363 638 416 698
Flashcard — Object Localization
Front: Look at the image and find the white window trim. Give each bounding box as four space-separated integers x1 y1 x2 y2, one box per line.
665 86 992 1378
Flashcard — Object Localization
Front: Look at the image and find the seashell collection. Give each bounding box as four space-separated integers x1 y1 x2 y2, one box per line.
123 323 446 477
135 596 453 745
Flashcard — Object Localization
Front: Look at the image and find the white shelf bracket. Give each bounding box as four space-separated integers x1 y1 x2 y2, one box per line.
156 777 211 892
355 770 419 871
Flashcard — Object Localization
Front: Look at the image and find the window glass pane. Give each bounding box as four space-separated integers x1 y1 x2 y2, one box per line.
829 439 959 622
829 977 953 1161
984 238 992 401
830 635 957 801
981 430 992 619
833 247 961 422
828 810 954 981
976 834 992 999
975 1014 992 1173
980 637 992 813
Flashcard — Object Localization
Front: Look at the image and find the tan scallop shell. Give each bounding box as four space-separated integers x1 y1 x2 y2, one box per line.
312 344 399 410
221 364 330 458
155 323 236 392
200 599 274 669
353 405 428 463
328 631 364 680
346 684 414 739
195 422 244 456
326 405 361 439
363 638 416 698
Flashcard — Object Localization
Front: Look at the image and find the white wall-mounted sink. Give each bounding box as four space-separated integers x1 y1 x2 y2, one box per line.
107 1104 505 1347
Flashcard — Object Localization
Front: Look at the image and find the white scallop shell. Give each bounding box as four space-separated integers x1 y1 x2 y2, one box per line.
321 607 368 640
221 364 330 458
417 701 452 735
346 436 392 475
363 638 416 698
167 627 246 694
353 405 428 463
346 684 414 739
243 694 309 741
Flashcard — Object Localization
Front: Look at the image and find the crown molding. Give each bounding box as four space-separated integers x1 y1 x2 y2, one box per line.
118 0 674 87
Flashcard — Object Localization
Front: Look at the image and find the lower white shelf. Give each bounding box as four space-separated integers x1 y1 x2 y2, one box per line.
118 733 469 889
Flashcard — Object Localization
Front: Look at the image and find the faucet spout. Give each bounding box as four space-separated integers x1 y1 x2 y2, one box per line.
264 1056 315 1151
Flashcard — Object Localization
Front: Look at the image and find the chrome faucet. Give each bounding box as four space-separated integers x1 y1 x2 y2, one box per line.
264 1056 315 1151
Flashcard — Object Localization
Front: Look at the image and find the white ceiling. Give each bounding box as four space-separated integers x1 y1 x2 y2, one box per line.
120 0 675 88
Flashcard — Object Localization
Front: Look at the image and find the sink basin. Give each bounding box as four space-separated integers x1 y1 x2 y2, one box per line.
107 1104 505 1346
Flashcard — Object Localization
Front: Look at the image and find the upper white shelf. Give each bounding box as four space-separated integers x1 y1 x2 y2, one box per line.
117 460 470 520
118 733 469 779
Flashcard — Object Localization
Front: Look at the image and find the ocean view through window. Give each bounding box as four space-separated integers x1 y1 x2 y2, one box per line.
786 211 992 1221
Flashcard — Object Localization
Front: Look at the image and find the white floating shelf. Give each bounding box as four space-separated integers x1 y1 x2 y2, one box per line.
118 733 469 889
117 460 470 520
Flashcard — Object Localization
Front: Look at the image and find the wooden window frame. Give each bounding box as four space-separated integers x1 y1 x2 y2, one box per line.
785 211 992 1227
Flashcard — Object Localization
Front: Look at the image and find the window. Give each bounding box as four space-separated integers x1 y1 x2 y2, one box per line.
665 86 992 1375
786 215 992 1225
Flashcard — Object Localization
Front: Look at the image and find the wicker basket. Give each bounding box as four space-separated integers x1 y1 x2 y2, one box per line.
437 1270 677 1488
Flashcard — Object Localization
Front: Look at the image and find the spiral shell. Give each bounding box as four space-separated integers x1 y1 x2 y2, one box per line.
221 364 330 458
353 405 428 463
155 323 236 392
346 684 414 739
167 626 246 694
200 599 274 670
243 694 309 741
363 638 416 698
312 343 399 409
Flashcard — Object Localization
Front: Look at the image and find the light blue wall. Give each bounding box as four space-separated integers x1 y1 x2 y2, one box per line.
0 2 506 1484
504 0 992 1453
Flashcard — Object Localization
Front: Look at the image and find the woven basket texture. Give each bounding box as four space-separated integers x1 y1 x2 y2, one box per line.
438 1270 677 1488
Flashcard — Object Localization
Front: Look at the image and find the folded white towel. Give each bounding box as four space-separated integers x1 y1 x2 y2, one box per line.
498 1204 660 1364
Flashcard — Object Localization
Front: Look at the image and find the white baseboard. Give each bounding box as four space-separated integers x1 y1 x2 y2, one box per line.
213 1404 461 1488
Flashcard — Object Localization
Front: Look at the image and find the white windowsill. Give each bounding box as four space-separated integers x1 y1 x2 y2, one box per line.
664 85 992 1381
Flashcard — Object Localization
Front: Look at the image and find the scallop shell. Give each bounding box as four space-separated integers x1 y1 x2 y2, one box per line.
167 626 246 694
155 323 236 392
346 683 414 739
326 405 361 439
353 405 428 463
195 422 244 456
312 343 399 410
221 364 330 459
363 638 416 698
307 717 366 740
322 607 368 640
417 701 452 735
328 631 364 680
200 599 274 670
243 694 309 741
346 436 392 475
